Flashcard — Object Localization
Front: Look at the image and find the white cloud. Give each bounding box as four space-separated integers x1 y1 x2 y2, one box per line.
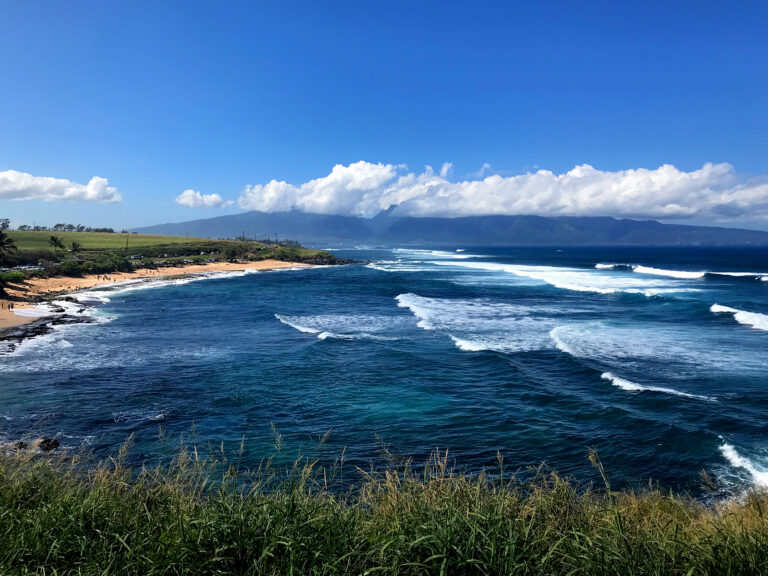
175 189 232 208
238 161 398 217
236 160 768 222
0 170 121 203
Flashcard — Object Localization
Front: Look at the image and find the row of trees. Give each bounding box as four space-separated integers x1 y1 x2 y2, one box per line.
0 219 118 233
15 223 116 233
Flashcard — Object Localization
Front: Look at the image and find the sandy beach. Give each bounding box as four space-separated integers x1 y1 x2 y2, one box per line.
0 259 310 330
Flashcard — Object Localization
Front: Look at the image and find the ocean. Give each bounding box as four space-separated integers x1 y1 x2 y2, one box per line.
2 246 767 496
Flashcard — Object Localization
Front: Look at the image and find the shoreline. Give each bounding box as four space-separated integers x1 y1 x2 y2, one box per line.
0 259 311 331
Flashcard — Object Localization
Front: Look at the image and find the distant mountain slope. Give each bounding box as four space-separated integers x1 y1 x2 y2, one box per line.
132 211 374 244
132 211 768 246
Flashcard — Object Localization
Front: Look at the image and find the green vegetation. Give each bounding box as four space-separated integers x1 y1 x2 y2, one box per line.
1 231 343 282
0 444 766 575
0 271 28 283
0 230 17 263
6 230 215 251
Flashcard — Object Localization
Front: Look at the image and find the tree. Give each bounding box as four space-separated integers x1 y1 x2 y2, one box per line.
71 240 82 254
0 218 9 230
0 230 17 264
48 235 65 258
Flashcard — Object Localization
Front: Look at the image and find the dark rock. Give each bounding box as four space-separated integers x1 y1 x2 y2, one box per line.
13 441 28 450
39 438 59 451
298 256 359 265
0 313 95 355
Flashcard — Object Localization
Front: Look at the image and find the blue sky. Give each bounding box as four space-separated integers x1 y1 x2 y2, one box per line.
1 1 767 229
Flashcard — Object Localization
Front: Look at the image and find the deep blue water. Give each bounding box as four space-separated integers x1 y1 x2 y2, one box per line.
2 246 768 495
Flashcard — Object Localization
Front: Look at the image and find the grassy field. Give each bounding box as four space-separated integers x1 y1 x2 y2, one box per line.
6 230 214 251
0 445 766 575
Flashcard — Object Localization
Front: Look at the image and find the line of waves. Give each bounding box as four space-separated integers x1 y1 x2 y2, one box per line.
711 304 768 331
596 263 768 281
392 248 484 260
601 372 715 401
430 261 689 296
366 261 434 273
3 268 308 357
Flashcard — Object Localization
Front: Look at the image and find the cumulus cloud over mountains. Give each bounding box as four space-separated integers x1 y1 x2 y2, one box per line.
175 189 232 208
237 161 768 221
0 169 121 203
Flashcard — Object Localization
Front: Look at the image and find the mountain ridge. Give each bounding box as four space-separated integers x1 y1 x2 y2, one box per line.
132 211 768 247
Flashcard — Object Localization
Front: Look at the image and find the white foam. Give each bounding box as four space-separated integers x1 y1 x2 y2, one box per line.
720 442 768 487
396 293 560 352
601 372 714 401
595 264 767 281
711 304 768 332
396 293 438 329
550 322 768 375
275 314 402 341
275 314 321 334
7 328 72 357
430 261 686 296
366 261 433 273
392 248 481 260
449 334 540 353
632 265 706 279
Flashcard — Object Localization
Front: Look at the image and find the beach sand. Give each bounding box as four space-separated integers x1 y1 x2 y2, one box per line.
0 259 309 330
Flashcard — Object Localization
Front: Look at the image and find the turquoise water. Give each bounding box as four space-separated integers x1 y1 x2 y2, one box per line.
1 246 767 495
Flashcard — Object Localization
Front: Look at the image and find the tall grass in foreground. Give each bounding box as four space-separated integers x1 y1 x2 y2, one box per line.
1 441 767 575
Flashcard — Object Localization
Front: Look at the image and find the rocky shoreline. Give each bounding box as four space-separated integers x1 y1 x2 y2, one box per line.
0 304 96 355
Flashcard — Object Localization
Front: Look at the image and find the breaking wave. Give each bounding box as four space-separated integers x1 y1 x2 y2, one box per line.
601 372 715 401
396 293 560 353
632 266 706 279
430 261 688 296
275 314 401 341
719 442 768 488
711 304 768 332
596 263 767 282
